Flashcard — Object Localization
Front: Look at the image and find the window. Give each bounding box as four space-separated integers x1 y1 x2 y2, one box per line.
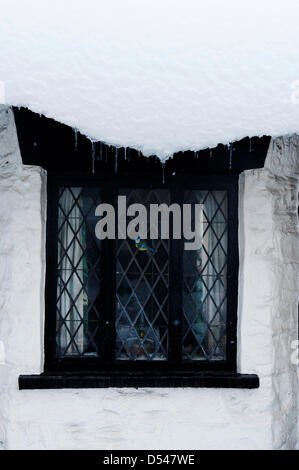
14 111 265 388
39 170 254 389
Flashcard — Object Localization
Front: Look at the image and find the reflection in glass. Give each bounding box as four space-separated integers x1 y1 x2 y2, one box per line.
56 187 102 357
116 189 169 360
183 190 228 361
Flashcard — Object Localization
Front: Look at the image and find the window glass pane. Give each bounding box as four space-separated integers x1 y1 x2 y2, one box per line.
56 186 102 357
182 190 228 361
116 189 169 360
54 185 229 364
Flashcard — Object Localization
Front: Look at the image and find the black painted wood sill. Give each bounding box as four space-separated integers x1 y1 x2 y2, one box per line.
19 372 259 389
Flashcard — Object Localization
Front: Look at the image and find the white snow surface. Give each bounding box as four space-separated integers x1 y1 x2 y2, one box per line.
1 0 299 159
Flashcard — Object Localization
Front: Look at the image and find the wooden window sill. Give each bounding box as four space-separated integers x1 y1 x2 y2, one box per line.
19 372 259 389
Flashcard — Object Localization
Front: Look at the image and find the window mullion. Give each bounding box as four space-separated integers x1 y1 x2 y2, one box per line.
45 178 60 368
98 185 116 362
168 186 184 362
225 177 239 371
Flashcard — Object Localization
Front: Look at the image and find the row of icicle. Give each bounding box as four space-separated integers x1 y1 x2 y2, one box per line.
72 128 254 177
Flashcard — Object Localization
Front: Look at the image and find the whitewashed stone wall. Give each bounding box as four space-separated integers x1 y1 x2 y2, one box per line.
238 137 299 450
0 105 298 450
264 138 299 449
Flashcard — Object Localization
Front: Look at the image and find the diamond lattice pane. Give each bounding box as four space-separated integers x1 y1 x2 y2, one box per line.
56 186 102 357
116 189 169 360
182 190 228 361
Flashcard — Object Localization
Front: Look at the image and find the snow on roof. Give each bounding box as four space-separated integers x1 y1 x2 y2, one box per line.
1 0 299 159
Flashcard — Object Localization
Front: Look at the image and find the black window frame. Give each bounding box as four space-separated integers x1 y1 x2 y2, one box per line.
44 171 239 377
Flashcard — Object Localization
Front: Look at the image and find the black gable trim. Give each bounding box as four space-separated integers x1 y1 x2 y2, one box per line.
13 107 271 175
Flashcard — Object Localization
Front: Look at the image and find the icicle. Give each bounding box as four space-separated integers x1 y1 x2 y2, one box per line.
210 149 213 158
162 162 165 184
91 141 95 174
229 142 233 170
124 146 127 160
74 129 78 152
114 147 118 173
97 141 102 161
249 138 252 153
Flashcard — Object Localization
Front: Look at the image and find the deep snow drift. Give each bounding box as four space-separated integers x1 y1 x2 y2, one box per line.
1 0 299 159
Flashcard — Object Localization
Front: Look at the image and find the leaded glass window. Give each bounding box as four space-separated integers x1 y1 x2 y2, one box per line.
182 190 227 361
116 189 169 360
46 174 238 374
56 187 102 356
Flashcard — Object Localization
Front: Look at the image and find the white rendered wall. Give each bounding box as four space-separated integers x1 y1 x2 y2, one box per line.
0 106 298 449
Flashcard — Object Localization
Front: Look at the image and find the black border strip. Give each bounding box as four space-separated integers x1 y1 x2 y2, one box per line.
19 373 259 389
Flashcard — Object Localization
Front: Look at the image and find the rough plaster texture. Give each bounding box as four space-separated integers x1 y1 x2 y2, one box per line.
264 137 299 448
0 106 298 449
